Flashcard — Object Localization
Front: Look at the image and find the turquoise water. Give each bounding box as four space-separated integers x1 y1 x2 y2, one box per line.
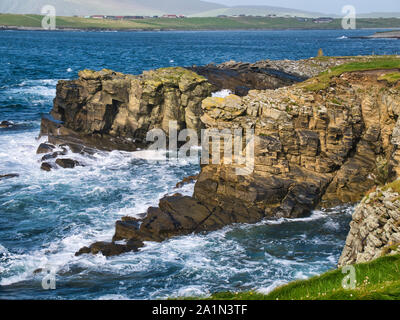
0 29 398 300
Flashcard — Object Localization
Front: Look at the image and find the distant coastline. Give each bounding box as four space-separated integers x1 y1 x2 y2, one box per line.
1 14 400 32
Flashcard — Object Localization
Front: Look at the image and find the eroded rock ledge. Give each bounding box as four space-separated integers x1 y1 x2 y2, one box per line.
189 56 359 96
72 67 400 257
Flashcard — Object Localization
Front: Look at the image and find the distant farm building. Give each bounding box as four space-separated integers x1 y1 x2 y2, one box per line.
313 17 334 23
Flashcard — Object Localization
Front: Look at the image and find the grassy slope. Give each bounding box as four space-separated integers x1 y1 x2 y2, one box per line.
180 255 400 300
2 14 400 30
302 55 400 91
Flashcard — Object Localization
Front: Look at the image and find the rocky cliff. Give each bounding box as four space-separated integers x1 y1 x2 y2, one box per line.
41 67 212 152
76 63 400 256
338 180 400 267
39 56 400 257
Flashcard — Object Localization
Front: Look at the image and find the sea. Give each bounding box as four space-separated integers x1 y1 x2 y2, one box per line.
0 29 398 300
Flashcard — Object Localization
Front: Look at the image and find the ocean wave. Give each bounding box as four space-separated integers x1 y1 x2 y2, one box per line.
212 89 232 98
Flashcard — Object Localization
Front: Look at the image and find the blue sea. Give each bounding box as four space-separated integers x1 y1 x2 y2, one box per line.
0 29 398 300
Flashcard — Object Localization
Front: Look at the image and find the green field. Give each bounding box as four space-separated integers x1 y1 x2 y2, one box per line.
1 13 400 30
178 254 400 300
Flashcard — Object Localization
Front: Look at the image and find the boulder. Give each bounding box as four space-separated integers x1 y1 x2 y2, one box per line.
36 143 55 154
41 151 67 162
40 162 55 172
55 158 81 169
0 121 13 128
75 240 144 257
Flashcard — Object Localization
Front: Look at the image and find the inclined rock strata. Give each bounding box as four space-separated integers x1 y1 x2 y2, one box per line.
75 67 400 256
189 56 361 96
338 182 400 267
41 67 213 152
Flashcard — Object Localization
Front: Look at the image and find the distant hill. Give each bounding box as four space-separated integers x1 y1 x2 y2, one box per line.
191 5 328 18
358 12 400 18
1 1 398 19
0 0 226 16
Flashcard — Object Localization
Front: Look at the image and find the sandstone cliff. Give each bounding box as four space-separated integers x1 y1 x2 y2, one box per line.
76 62 400 256
338 180 400 267
41 67 212 151
38 56 400 257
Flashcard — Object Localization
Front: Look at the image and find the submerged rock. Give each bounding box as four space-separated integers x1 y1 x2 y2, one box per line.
0 173 19 180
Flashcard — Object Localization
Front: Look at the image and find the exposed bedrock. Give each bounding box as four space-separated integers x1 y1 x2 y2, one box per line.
77 68 400 256
338 181 400 267
188 57 359 96
40 67 213 151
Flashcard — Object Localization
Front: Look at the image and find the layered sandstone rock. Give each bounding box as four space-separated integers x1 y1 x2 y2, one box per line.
40 67 212 151
189 56 361 95
77 67 400 256
195 70 400 218
338 181 400 267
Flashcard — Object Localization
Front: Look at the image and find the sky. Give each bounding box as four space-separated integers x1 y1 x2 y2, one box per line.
212 0 400 14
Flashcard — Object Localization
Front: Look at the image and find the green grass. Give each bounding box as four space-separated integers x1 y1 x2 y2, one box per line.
2 14 400 31
378 72 400 84
302 56 400 91
178 255 400 300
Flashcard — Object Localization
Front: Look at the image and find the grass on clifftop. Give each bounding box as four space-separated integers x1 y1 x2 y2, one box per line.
178 255 400 300
302 56 400 91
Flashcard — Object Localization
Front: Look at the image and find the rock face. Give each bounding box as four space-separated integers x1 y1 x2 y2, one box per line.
40 67 212 151
189 57 360 96
195 70 400 219
77 66 400 257
190 61 303 96
338 181 400 267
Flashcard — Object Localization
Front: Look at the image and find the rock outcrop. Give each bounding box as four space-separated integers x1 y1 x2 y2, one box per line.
40 67 213 151
77 65 400 257
189 56 361 96
0 174 19 180
338 181 400 267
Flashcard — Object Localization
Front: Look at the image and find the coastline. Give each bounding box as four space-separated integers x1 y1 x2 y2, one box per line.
1 25 400 33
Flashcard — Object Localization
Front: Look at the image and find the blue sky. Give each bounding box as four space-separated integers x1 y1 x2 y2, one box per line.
213 0 400 14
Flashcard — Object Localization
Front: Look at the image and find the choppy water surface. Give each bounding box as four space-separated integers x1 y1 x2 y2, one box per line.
1 29 398 299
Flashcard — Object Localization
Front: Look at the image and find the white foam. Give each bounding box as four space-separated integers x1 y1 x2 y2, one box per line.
212 89 232 98
98 294 129 300
257 280 288 295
